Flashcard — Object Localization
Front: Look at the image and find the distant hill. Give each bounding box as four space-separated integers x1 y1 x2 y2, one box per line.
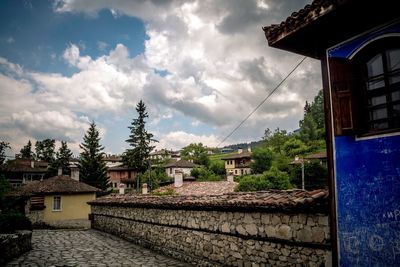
221 140 264 151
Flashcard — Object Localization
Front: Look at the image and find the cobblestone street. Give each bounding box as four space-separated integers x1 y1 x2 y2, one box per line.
6 230 193 267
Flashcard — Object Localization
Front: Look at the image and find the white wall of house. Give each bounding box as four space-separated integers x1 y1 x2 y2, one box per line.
166 167 192 178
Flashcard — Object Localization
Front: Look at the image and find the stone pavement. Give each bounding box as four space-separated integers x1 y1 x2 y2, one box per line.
6 229 193 267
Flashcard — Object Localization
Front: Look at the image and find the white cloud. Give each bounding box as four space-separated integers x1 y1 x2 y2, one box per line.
156 131 220 150
1 0 323 156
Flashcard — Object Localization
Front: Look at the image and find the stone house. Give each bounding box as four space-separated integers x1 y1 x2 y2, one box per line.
0 159 48 187
164 159 195 179
107 165 138 189
14 175 99 228
264 0 400 265
221 148 252 176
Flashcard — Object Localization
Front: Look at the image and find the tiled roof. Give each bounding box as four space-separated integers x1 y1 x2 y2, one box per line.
90 189 329 213
11 175 100 196
305 151 327 159
0 159 48 172
150 149 171 156
164 159 195 168
263 0 336 45
156 181 238 196
108 164 138 171
221 151 251 160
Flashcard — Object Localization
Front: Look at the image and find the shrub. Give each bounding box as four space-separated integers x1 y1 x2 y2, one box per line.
0 213 32 233
191 167 222 181
236 167 292 192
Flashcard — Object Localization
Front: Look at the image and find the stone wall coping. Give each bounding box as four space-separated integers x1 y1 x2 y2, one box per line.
89 189 329 213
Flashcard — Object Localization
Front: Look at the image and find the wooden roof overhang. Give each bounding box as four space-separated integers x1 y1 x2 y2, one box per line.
263 0 400 59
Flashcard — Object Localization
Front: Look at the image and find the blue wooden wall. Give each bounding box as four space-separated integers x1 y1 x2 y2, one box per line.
335 135 400 266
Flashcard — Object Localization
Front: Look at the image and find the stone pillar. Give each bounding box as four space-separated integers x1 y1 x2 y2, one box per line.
119 183 126 195
70 167 80 181
142 183 148 194
58 167 62 176
174 171 183 188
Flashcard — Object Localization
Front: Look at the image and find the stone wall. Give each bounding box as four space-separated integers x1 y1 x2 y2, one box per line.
90 190 331 266
0 230 32 265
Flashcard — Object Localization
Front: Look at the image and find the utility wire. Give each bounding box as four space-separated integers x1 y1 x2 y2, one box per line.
217 56 307 148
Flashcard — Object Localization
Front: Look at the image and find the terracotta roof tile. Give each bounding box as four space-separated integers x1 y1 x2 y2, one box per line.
90 189 329 213
220 151 252 160
11 175 100 196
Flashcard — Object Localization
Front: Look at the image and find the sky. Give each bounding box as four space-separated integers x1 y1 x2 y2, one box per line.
0 0 322 157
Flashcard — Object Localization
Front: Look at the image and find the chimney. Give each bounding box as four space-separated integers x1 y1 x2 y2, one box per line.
247 147 251 152
70 167 80 181
30 161 34 168
142 183 148 194
58 167 62 176
119 183 126 195
174 171 183 188
238 148 243 154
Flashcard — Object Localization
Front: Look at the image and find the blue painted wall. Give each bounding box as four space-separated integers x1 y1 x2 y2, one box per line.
335 135 400 266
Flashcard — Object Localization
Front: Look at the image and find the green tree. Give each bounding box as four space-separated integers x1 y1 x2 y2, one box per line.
250 147 274 174
138 166 169 190
208 160 226 176
20 140 34 159
49 141 73 176
299 89 325 144
236 167 291 192
35 139 55 162
181 143 209 166
0 141 10 165
282 138 308 158
123 100 157 173
263 128 290 154
0 174 12 200
79 122 108 190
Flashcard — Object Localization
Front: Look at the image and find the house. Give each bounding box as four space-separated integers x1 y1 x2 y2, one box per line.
221 148 252 176
12 175 99 228
102 154 123 168
264 1 400 266
0 159 48 187
149 149 172 161
164 159 195 179
107 165 138 189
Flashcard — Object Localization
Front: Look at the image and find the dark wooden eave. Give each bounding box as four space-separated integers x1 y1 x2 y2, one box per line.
263 0 400 59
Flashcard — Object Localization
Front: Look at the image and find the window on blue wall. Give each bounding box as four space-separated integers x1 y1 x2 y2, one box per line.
355 37 400 133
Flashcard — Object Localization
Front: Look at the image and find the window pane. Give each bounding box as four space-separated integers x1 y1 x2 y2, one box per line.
367 54 384 77
371 122 388 129
370 108 387 120
369 95 387 106
392 91 400 101
393 104 400 117
53 196 61 210
387 49 400 71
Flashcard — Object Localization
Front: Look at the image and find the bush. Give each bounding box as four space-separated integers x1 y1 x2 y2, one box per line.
236 167 292 192
290 161 328 190
250 147 273 174
191 167 222 181
0 213 32 233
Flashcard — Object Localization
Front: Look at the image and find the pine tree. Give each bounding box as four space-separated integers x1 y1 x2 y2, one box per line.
123 100 157 173
35 139 55 162
48 141 73 176
20 140 34 159
79 122 108 190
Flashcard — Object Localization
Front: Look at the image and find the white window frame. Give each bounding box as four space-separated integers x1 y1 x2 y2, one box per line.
53 196 62 211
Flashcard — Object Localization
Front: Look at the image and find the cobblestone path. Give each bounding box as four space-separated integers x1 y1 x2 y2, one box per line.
6 229 193 267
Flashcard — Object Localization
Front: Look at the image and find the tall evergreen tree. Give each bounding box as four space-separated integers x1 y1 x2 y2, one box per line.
20 140 34 159
0 141 10 165
123 100 157 173
35 139 55 162
49 141 73 176
79 122 108 190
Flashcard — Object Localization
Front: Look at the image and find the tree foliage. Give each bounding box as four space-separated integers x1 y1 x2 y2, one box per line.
79 122 108 190
263 128 290 154
138 166 169 190
20 140 34 159
181 143 209 166
35 139 55 162
0 141 10 165
123 100 157 173
48 141 73 176
299 89 325 144
236 167 292 192
250 147 273 174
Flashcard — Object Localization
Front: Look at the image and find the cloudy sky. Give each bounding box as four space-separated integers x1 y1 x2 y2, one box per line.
0 0 322 157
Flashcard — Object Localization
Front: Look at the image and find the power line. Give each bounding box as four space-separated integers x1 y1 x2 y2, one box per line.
217 56 307 148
